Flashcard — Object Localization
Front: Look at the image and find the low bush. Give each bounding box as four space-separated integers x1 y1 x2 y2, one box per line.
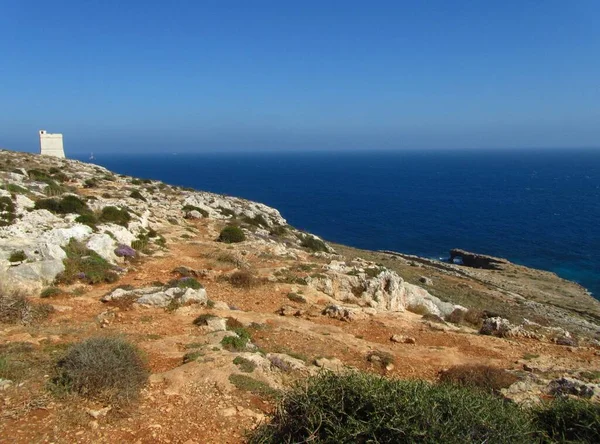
193 313 217 326
74 213 98 229
99 206 131 227
229 374 278 398
168 277 203 290
40 286 62 298
300 235 328 252
287 292 306 303
52 337 148 404
439 364 519 394
55 239 119 285
227 270 257 288
0 288 53 324
249 372 535 443
35 195 90 215
182 351 203 363
8 250 26 262
533 398 600 443
0 196 16 226
218 226 245 243
242 214 269 228
129 190 146 201
5 183 29 194
233 356 257 373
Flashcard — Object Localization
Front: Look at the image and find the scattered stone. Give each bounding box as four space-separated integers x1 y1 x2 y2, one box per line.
0 378 13 390
419 276 433 286
322 304 366 322
314 357 345 371
276 305 304 317
87 406 111 419
390 334 416 344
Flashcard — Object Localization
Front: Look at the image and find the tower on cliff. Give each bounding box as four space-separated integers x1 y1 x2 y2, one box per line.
39 130 65 158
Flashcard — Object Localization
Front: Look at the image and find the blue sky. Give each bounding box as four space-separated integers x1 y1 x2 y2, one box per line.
1 0 599 153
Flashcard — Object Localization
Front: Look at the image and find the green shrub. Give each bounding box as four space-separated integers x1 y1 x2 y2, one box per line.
56 239 119 285
8 250 26 262
182 351 204 363
221 331 250 352
99 206 131 226
250 372 535 443
233 356 257 373
229 374 278 398
52 337 148 404
168 277 203 290
534 398 600 443
300 235 328 252
5 183 28 194
129 190 146 201
287 292 306 303
0 196 16 226
218 207 236 217
83 178 97 188
439 364 519 394
75 213 98 228
40 287 62 298
35 195 90 215
242 214 269 228
218 226 245 243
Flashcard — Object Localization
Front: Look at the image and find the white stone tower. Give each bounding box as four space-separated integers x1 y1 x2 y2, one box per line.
39 130 65 158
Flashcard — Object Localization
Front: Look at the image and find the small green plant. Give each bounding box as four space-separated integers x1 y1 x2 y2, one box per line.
218 226 245 243
182 351 204 363
229 374 278 398
233 356 257 373
242 214 269 228
51 337 148 404
218 207 236 217
99 206 131 226
168 277 203 290
83 178 97 188
40 286 62 298
129 190 146 201
300 235 328 252
75 213 98 229
5 183 28 194
221 333 250 352
287 292 306 303
8 250 26 262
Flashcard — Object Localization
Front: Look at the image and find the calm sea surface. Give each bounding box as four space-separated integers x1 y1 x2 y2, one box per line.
75 149 600 298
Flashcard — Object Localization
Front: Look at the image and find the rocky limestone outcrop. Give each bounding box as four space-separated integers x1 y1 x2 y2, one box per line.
101 282 208 308
306 260 456 316
480 316 576 344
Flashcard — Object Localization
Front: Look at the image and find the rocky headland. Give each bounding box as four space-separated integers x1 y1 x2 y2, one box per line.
0 149 599 443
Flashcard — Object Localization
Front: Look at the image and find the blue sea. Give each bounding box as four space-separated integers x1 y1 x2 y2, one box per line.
75 149 600 298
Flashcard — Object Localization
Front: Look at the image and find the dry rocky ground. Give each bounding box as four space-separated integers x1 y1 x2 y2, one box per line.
0 149 599 443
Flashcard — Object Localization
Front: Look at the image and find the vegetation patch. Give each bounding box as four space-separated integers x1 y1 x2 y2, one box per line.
0 196 17 226
51 337 148 404
168 277 203 290
249 372 535 443
0 288 53 324
8 250 26 262
218 225 245 243
299 234 328 252
227 270 258 288
193 313 217 326
129 190 146 201
40 286 63 298
287 292 306 303
98 206 131 226
182 204 209 218
533 398 600 443
182 351 204 363
233 356 257 373
439 364 519 394
242 214 269 228
56 239 119 285
35 195 90 215
229 374 278 398
5 183 29 194
74 213 98 229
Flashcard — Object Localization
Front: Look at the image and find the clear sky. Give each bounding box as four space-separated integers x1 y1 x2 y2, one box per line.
1 0 599 153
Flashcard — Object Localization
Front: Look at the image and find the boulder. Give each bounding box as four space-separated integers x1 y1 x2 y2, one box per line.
87 233 118 263
322 304 366 322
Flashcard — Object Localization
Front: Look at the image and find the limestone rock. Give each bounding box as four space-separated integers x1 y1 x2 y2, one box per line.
322 304 366 322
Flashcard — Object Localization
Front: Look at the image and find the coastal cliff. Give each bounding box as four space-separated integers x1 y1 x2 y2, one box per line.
1 149 599 442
